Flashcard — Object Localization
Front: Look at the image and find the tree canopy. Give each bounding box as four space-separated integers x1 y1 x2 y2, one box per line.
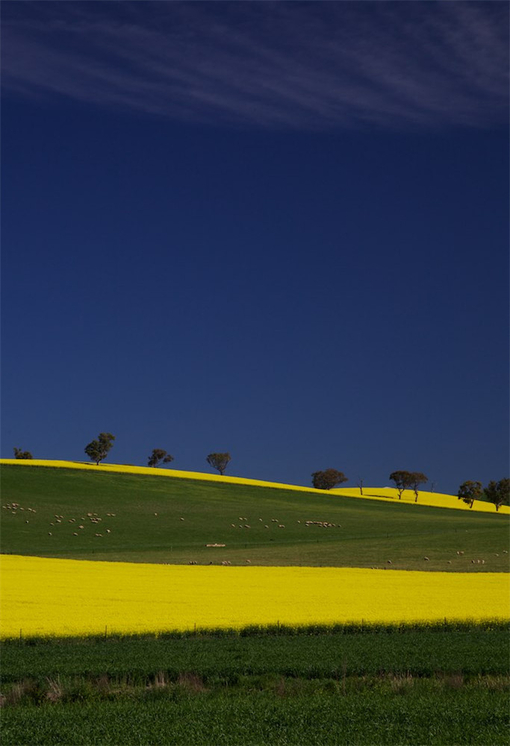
13 447 33 460
389 470 427 501
148 449 174 468
484 479 510 512
311 469 348 490
389 471 414 499
206 452 231 475
84 433 115 465
409 472 428 502
457 480 483 509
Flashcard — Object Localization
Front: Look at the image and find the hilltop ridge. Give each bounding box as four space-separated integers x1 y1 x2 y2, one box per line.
1 459 507 514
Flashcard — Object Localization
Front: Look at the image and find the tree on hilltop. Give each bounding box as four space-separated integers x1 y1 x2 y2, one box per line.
389 470 414 499
206 452 231 475
457 480 483 509
13 447 33 459
409 472 428 502
311 469 348 490
484 479 510 512
148 449 174 468
84 433 115 465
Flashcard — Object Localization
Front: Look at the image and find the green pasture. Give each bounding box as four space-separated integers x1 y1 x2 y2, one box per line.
2 465 508 570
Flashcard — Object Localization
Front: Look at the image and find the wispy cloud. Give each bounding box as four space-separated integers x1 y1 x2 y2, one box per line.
2 1 508 130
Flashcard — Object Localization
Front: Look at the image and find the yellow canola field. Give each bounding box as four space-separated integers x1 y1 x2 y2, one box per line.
1 459 507 514
1 555 508 639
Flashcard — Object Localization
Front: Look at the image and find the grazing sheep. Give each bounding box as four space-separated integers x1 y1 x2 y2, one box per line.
387 560 392 564
423 557 430 561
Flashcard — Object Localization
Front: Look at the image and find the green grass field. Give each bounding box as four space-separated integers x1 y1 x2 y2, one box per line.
2 625 509 746
2 465 509 570
2 464 509 745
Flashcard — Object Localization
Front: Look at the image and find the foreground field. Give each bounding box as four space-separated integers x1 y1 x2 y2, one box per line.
2 555 508 638
2 625 509 746
2 465 509 571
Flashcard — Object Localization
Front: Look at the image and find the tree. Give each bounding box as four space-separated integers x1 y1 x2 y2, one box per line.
206 452 231 475
457 480 483 509
84 433 115 465
311 469 348 490
13 447 32 459
484 479 510 512
409 472 428 502
389 470 414 499
148 449 174 468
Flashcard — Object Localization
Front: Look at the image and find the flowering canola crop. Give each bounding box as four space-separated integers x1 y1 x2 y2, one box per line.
1 555 508 638
2 459 507 514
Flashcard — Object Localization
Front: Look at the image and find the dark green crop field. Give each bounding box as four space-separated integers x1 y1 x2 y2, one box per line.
2 625 509 746
2 623 509 683
2 465 509 570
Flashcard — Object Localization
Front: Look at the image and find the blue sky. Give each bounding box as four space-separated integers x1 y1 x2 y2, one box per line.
2 1 508 493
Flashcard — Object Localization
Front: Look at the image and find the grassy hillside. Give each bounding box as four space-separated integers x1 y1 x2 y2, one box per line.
2 459 507 513
2 464 508 571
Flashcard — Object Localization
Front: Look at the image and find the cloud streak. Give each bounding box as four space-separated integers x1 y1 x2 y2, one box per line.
2 1 508 130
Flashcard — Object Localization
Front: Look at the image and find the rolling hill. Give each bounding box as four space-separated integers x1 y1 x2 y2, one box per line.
2 461 508 571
